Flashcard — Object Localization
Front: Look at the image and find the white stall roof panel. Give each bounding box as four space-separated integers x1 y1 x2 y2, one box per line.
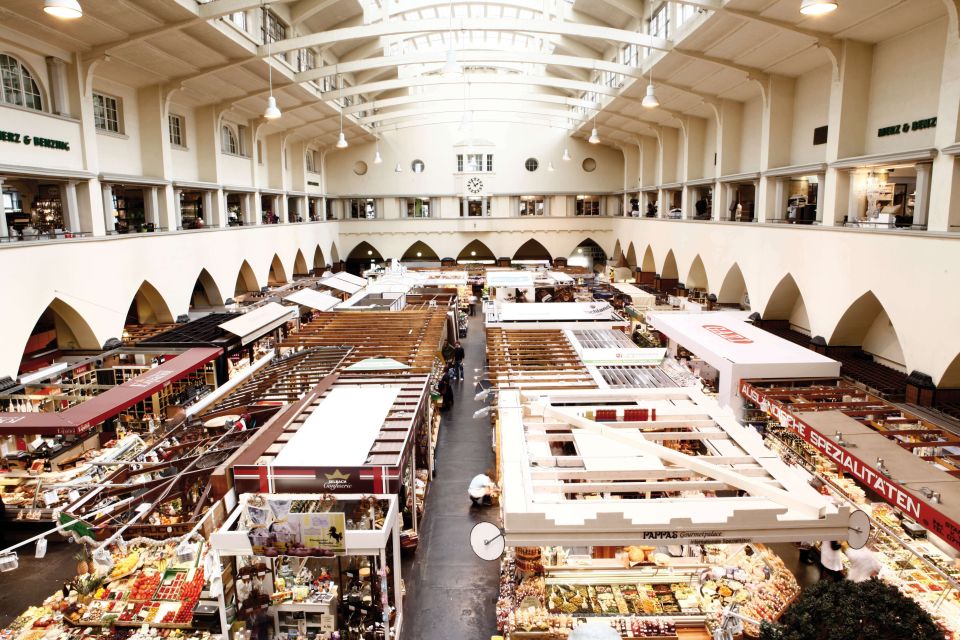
648 311 838 366
548 271 575 284
273 385 401 466
218 302 296 345
285 289 341 311
320 275 365 294
487 271 535 288
499 302 615 322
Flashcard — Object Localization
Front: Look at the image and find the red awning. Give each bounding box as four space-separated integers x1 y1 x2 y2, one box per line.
0 348 222 436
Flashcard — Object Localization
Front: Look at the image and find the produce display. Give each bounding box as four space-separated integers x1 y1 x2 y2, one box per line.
497 544 798 639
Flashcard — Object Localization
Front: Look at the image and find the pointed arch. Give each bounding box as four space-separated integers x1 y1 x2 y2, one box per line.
21 298 100 373
640 245 655 272
569 238 607 266
612 239 623 264
513 238 552 262
686 255 708 291
717 263 749 308
829 291 905 367
191 268 224 310
330 243 340 263
402 240 440 261
293 249 309 277
126 281 174 324
312 245 326 271
235 260 260 296
625 242 638 268
761 274 810 332
457 239 496 262
660 250 678 279
347 241 383 261
940 353 960 388
268 254 288 285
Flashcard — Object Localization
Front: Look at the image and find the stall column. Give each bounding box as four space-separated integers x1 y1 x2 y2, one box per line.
408 452 418 533
0 178 7 238
144 186 160 230
773 178 789 222
913 161 932 228
173 188 183 229
815 172 826 222
391 520 403 636
101 183 116 233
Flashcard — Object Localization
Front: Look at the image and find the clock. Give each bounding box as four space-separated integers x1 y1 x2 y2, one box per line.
467 177 484 194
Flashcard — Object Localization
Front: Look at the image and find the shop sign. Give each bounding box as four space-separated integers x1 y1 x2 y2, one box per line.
740 381 960 551
702 325 753 344
639 530 751 545
245 498 347 556
307 181 320 186
580 347 666 366
877 117 937 138
320 469 353 492
0 129 70 151
234 464 400 494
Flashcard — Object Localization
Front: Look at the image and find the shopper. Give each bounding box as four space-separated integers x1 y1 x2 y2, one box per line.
468 472 497 507
453 341 465 380
845 544 882 582
819 540 845 581
468 294 478 316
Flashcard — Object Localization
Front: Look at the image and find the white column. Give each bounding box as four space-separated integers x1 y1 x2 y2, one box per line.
0 178 7 238
712 181 723 220
60 181 81 234
299 195 308 222
461 197 468 217
201 190 214 227
815 173 826 223
277 195 288 223
173 189 183 229
913 161 933 228
253 192 263 224
101 183 115 233
144 187 160 229
773 178 788 222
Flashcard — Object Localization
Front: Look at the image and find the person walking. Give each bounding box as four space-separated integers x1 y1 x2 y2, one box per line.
453 341 465 381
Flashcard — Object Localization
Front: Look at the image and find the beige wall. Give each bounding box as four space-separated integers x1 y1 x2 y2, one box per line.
789 65 831 167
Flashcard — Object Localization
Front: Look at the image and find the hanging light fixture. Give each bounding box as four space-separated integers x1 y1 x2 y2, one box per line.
547 161 555 172
263 36 281 120
441 0 462 79
799 0 838 16
335 73 348 148
44 0 82 19
562 146 571 161
642 68 659 109
588 114 600 144
395 162 403 172
373 139 383 164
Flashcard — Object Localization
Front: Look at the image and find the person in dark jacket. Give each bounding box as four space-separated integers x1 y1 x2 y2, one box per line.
453 342 465 380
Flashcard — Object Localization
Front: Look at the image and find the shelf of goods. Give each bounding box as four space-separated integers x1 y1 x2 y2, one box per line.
1 435 147 521
496 544 798 639
0 542 212 640
763 423 960 639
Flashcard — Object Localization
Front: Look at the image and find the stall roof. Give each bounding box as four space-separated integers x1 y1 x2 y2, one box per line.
0 348 221 435
547 271 575 284
284 289 341 312
320 274 365 294
218 302 296 346
230 374 430 494
139 313 241 348
611 282 657 309
345 358 411 372
487 271 535 288
497 387 851 546
491 302 625 325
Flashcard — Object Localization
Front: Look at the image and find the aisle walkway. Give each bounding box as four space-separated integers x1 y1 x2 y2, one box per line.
401 313 499 640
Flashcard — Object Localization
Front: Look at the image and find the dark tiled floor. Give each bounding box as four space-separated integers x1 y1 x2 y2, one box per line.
401 314 500 640
0 538 79 627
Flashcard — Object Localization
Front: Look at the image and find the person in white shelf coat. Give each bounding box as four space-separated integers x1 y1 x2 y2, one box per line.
845 544 883 582
468 472 497 507
819 540 845 581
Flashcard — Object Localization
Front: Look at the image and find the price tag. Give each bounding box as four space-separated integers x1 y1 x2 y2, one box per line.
43 490 59 506
68 490 81 503
319 615 335 633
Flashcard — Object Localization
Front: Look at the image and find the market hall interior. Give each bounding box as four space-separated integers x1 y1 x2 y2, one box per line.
2 0 960 639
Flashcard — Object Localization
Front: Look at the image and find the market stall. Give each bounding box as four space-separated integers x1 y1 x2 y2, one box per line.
210 493 402 640
647 312 839 410
486 302 628 331
492 387 855 639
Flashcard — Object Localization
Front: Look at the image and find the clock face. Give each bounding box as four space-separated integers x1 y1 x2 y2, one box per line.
467 177 484 194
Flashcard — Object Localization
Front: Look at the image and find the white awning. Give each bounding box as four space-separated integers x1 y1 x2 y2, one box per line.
285 289 341 312
548 271 575 284
345 357 411 372
320 274 366 294
333 272 367 287
487 271 535 288
218 302 296 345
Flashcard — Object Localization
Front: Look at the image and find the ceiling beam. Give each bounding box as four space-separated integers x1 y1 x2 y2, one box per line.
343 93 600 115
198 0 298 19
290 0 343 25
594 0 644 19
259 18 672 57
672 48 770 84
359 104 574 126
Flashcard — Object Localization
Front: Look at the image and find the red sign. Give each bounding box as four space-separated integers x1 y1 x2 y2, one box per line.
740 381 960 551
702 325 753 344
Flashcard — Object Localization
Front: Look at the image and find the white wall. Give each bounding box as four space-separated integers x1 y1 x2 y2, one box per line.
93 78 143 176
739 95 763 173
703 116 717 179
863 18 946 156
862 308 906 368
169 103 199 182
325 122 624 196
789 64 831 166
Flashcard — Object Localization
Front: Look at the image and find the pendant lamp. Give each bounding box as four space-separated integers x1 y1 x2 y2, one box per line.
588 114 600 144
264 39 281 120
642 68 659 109
335 73 348 148
800 0 838 15
373 140 383 164
395 163 403 173
562 146 571 161
44 0 82 19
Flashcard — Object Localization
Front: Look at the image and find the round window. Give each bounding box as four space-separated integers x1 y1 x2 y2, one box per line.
353 161 368 176
525 158 539 172
411 159 425 173
582 157 597 172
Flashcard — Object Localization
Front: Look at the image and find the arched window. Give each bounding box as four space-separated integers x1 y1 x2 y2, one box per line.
0 54 42 111
221 124 238 155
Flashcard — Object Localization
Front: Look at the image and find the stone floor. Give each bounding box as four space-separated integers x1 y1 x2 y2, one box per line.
400 312 500 640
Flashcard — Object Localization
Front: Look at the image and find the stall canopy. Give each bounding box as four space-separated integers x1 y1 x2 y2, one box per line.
284 289 341 312
611 282 657 309
0 347 221 435
487 301 628 330
647 311 839 409
547 271 575 284
320 273 367 294
344 357 411 372
487 271 535 288
218 302 297 345
497 387 852 547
